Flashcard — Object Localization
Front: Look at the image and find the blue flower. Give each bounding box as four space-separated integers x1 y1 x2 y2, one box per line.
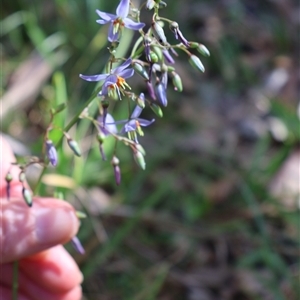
96 0 145 42
121 105 155 134
98 113 118 136
80 58 134 99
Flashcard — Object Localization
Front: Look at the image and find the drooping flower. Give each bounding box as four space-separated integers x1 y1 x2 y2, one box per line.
120 103 155 143
98 113 118 136
96 0 145 42
80 59 134 99
45 139 58 166
169 22 190 48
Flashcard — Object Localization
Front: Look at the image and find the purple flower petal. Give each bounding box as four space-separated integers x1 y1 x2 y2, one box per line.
137 118 155 127
113 58 132 73
119 68 134 79
98 113 117 136
122 120 137 133
131 105 142 119
79 73 108 82
123 18 145 30
116 0 130 18
96 10 116 22
108 24 119 42
162 49 175 64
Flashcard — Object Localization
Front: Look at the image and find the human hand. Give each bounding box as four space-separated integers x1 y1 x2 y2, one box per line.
0 136 83 300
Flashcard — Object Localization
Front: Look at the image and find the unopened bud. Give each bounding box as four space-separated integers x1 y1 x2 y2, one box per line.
155 82 168 107
22 187 32 207
146 0 156 10
197 44 210 57
111 156 121 185
152 22 167 45
189 55 205 73
137 93 146 108
5 172 12 201
149 52 159 63
76 211 87 219
132 62 149 80
45 139 58 166
67 139 81 157
19 171 26 183
152 46 163 61
172 72 183 92
134 151 146 170
135 143 146 156
71 236 85 255
150 103 163 118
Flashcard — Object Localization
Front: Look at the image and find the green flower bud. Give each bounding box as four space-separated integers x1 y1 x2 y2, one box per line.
152 46 163 61
152 21 167 45
150 103 163 118
197 44 210 57
149 52 159 63
189 55 205 73
189 42 199 49
76 211 87 219
97 132 106 144
132 62 149 80
22 187 32 207
134 151 146 170
5 172 13 183
172 72 183 92
135 143 146 156
19 171 26 183
67 139 81 157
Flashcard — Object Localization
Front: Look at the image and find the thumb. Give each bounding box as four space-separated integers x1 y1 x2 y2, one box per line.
0 197 79 263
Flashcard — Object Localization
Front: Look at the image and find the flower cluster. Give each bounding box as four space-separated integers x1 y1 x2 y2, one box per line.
3 0 209 257
79 0 209 185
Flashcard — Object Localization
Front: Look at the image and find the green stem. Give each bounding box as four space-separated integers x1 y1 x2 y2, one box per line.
32 90 99 194
12 260 19 300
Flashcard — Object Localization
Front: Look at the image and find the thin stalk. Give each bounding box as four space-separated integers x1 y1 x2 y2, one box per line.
12 260 19 300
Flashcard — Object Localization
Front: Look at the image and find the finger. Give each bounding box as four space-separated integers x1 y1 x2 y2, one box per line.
0 263 82 300
0 197 79 263
20 245 83 293
0 135 28 198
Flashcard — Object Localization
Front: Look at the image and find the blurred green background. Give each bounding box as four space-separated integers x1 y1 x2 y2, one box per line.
1 0 299 299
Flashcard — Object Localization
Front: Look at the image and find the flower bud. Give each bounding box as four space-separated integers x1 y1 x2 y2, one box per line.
67 139 81 157
150 103 163 118
171 72 183 92
146 0 156 10
137 93 146 109
5 172 12 201
111 156 121 185
146 81 157 100
149 52 159 63
197 44 210 57
19 171 26 183
134 151 146 170
152 46 163 62
162 49 175 64
135 143 146 156
155 82 168 107
189 55 205 73
22 187 32 207
45 139 58 166
76 211 87 219
152 22 167 45
132 62 149 80
71 236 85 255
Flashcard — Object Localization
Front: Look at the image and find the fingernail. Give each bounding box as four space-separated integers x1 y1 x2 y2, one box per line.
35 206 79 245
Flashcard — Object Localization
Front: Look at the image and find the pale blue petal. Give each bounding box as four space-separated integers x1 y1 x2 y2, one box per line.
108 24 119 42
98 113 117 135
131 105 142 119
79 73 108 82
116 0 129 18
137 118 155 127
123 18 145 30
96 10 116 22
119 68 134 79
113 58 132 73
